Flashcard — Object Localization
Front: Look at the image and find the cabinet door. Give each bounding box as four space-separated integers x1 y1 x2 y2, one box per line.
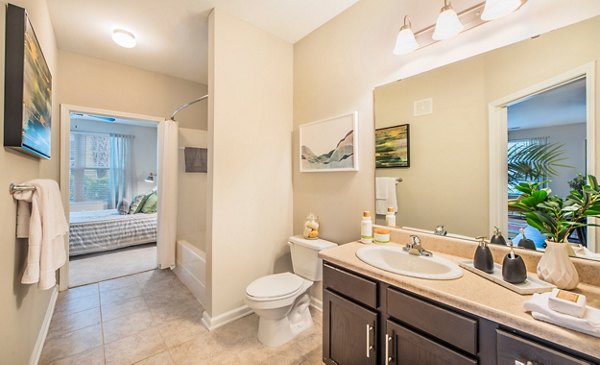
323 290 378 365
385 320 477 365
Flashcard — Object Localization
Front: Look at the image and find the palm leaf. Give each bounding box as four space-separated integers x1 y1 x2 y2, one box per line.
508 143 572 185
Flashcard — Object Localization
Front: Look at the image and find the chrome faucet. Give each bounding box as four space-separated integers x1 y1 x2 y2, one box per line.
403 235 433 256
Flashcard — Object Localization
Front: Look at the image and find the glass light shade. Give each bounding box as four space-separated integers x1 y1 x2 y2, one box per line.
393 27 418 55
481 0 521 21
432 7 464 40
112 29 136 48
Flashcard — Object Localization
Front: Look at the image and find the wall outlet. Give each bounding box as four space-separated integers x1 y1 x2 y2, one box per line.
414 98 433 116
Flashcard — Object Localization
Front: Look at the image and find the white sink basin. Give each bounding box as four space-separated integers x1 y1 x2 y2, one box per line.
356 245 463 280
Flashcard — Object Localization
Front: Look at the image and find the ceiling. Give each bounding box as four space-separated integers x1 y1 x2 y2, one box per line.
47 0 359 84
508 78 587 130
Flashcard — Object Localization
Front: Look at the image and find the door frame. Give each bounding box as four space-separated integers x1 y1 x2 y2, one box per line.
488 62 596 251
58 104 163 291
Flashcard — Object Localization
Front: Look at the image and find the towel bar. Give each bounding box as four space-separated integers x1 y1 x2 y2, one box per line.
9 183 36 194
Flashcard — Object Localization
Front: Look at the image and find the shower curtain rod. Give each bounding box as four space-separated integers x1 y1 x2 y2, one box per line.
170 95 209 121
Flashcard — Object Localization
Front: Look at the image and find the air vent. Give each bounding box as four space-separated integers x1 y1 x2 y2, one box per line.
413 98 433 116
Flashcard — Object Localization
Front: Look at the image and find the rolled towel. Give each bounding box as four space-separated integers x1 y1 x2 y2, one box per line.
523 292 600 338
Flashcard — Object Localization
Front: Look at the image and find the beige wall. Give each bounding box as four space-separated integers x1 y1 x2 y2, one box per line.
58 50 207 130
0 1 60 364
207 9 293 317
293 0 600 250
178 128 208 252
374 57 487 237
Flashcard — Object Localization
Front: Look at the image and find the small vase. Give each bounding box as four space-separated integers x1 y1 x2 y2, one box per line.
536 241 579 289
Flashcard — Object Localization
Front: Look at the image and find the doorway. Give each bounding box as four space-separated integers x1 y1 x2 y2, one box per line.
488 63 596 252
59 105 164 289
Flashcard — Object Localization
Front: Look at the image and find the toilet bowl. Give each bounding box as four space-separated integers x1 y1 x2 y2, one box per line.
244 236 337 347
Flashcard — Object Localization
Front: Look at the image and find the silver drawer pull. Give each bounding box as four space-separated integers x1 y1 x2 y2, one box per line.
366 324 373 358
514 361 534 365
385 334 391 365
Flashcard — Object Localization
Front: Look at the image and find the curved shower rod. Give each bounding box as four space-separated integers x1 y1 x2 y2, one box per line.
170 94 209 121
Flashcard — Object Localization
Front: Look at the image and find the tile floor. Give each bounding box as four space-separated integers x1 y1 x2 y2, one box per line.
40 269 323 365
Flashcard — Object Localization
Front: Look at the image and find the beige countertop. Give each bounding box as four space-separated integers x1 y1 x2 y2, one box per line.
319 241 600 359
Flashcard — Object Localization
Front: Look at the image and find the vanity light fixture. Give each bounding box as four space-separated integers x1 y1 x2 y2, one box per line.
393 16 418 55
394 0 526 55
432 0 464 41
112 29 136 48
481 0 522 20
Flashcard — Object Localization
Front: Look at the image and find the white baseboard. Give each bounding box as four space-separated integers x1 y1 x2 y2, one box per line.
201 305 253 331
310 296 322 312
29 286 58 365
173 264 205 307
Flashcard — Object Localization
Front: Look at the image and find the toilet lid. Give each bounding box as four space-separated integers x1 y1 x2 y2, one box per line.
246 272 304 299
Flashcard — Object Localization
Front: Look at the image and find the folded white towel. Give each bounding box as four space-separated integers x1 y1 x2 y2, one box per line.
375 177 398 215
12 179 68 290
523 292 600 338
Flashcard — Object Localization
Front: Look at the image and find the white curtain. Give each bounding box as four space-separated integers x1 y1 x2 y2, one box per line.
157 119 178 269
109 134 135 208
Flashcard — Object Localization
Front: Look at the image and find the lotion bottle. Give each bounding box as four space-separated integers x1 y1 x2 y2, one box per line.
361 211 373 244
385 207 396 227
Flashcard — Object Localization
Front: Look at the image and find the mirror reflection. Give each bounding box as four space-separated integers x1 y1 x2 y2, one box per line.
373 16 600 260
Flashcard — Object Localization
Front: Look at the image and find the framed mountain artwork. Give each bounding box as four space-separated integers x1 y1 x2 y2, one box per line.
299 112 358 172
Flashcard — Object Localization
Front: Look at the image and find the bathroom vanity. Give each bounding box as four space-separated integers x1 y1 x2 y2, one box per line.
320 241 600 365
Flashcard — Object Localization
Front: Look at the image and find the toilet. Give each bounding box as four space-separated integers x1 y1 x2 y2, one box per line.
244 235 337 347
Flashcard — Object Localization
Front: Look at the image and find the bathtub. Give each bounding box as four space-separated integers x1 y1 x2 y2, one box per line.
173 240 206 306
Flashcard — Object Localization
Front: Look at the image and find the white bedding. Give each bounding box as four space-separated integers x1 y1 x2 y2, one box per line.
69 209 157 257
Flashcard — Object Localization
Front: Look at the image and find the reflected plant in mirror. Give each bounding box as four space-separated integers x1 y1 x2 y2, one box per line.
509 176 600 246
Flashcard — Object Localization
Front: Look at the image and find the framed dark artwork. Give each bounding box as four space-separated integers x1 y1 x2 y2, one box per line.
375 124 410 168
4 4 52 159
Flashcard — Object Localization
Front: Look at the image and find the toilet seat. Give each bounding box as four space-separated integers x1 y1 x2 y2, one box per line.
246 272 305 301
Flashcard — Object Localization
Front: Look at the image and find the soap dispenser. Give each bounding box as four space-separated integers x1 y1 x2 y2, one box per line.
502 242 527 284
490 226 507 246
474 236 494 274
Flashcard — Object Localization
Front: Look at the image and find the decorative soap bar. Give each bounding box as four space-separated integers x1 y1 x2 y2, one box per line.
548 288 587 318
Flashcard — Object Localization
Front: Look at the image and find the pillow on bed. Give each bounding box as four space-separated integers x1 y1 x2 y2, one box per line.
141 192 158 213
128 194 148 214
117 200 130 215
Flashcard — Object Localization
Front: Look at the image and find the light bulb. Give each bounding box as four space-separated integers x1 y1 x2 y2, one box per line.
112 29 136 48
432 2 464 41
481 0 522 21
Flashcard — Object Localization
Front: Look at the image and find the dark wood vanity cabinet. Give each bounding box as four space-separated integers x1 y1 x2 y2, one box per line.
322 261 598 365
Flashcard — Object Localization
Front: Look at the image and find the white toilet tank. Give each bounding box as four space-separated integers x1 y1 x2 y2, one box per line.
288 235 337 281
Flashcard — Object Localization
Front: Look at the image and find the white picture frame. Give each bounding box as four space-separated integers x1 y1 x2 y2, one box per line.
299 111 359 172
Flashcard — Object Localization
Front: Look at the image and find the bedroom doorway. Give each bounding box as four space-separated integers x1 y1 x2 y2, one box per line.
60 105 164 288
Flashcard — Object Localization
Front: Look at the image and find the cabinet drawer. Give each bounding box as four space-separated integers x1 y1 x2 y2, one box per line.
496 330 592 365
387 288 478 355
323 263 377 308
387 320 477 365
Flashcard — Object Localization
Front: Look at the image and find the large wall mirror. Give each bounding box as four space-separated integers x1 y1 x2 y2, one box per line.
373 16 600 261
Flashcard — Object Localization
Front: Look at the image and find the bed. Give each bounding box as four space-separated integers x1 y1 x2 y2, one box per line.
69 209 157 257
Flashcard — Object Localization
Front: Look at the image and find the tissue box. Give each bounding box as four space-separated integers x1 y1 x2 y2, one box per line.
548 288 587 318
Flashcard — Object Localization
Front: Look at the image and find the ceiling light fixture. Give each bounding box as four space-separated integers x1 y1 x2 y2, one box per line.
481 0 522 21
432 0 464 41
393 0 527 55
112 29 136 48
393 16 418 55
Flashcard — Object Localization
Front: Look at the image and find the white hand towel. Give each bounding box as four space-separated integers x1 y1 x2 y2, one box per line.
523 292 600 338
375 177 398 215
12 179 68 290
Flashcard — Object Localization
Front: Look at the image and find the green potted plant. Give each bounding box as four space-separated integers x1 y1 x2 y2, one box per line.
509 176 600 289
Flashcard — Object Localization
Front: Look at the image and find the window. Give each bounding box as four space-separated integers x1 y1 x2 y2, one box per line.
507 137 548 196
70 132 111 210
